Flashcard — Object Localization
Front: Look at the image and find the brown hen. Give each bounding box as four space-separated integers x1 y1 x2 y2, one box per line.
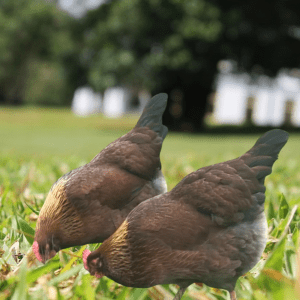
84 129 288 300
33 93 168 263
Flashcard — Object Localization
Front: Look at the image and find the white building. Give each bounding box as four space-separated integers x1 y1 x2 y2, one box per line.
71 86 150 117
214 62 300 127
71 86 102 116
102 87 151 117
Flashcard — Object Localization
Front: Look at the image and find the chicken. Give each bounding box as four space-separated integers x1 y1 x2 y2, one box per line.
33 93 168 263
84 129 288 300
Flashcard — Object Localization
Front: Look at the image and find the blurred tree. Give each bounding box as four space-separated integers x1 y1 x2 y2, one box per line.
214 0 300 76
0 0 81 105
2 0 300 131
79 0 300 131
80 0 223 131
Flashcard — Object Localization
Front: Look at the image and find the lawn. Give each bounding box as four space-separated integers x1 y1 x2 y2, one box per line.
0 107 299 299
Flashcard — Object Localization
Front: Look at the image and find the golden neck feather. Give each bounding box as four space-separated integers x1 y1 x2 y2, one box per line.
101 220 132 271
36 177 83 239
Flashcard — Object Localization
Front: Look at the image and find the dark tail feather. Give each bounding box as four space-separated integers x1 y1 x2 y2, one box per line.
135 93 168 140
249 129 289 157
241 129 288 183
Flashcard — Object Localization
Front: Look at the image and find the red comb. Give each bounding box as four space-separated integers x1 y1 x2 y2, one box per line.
32 241 43 262
82 249 91 270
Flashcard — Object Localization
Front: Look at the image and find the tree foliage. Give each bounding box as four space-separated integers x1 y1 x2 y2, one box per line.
0 0 77 105
80 0 222 92
215 0 300 75
1 0 300 130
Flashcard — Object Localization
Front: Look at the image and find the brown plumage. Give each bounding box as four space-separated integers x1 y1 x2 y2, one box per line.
84 129 288 300
33 93 168 263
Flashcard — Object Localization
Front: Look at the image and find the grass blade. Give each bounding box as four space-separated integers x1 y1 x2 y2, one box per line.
60 246 86 274
11 257 27 300
16 216 35 245
27 260 61 284
24 201 40 215
48 264 82 286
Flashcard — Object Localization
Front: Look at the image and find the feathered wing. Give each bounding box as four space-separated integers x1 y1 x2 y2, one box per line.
103 194 240 290
62 93 168 236
34 93 168 255
171 129 289 224
86 193 220 287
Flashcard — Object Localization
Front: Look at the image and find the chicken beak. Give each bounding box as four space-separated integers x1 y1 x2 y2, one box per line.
42 244 57 264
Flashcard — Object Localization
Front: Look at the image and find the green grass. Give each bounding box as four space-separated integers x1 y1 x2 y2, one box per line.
0 107 299 299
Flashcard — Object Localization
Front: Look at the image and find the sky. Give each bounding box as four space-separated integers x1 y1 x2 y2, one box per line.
58 0 105 18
